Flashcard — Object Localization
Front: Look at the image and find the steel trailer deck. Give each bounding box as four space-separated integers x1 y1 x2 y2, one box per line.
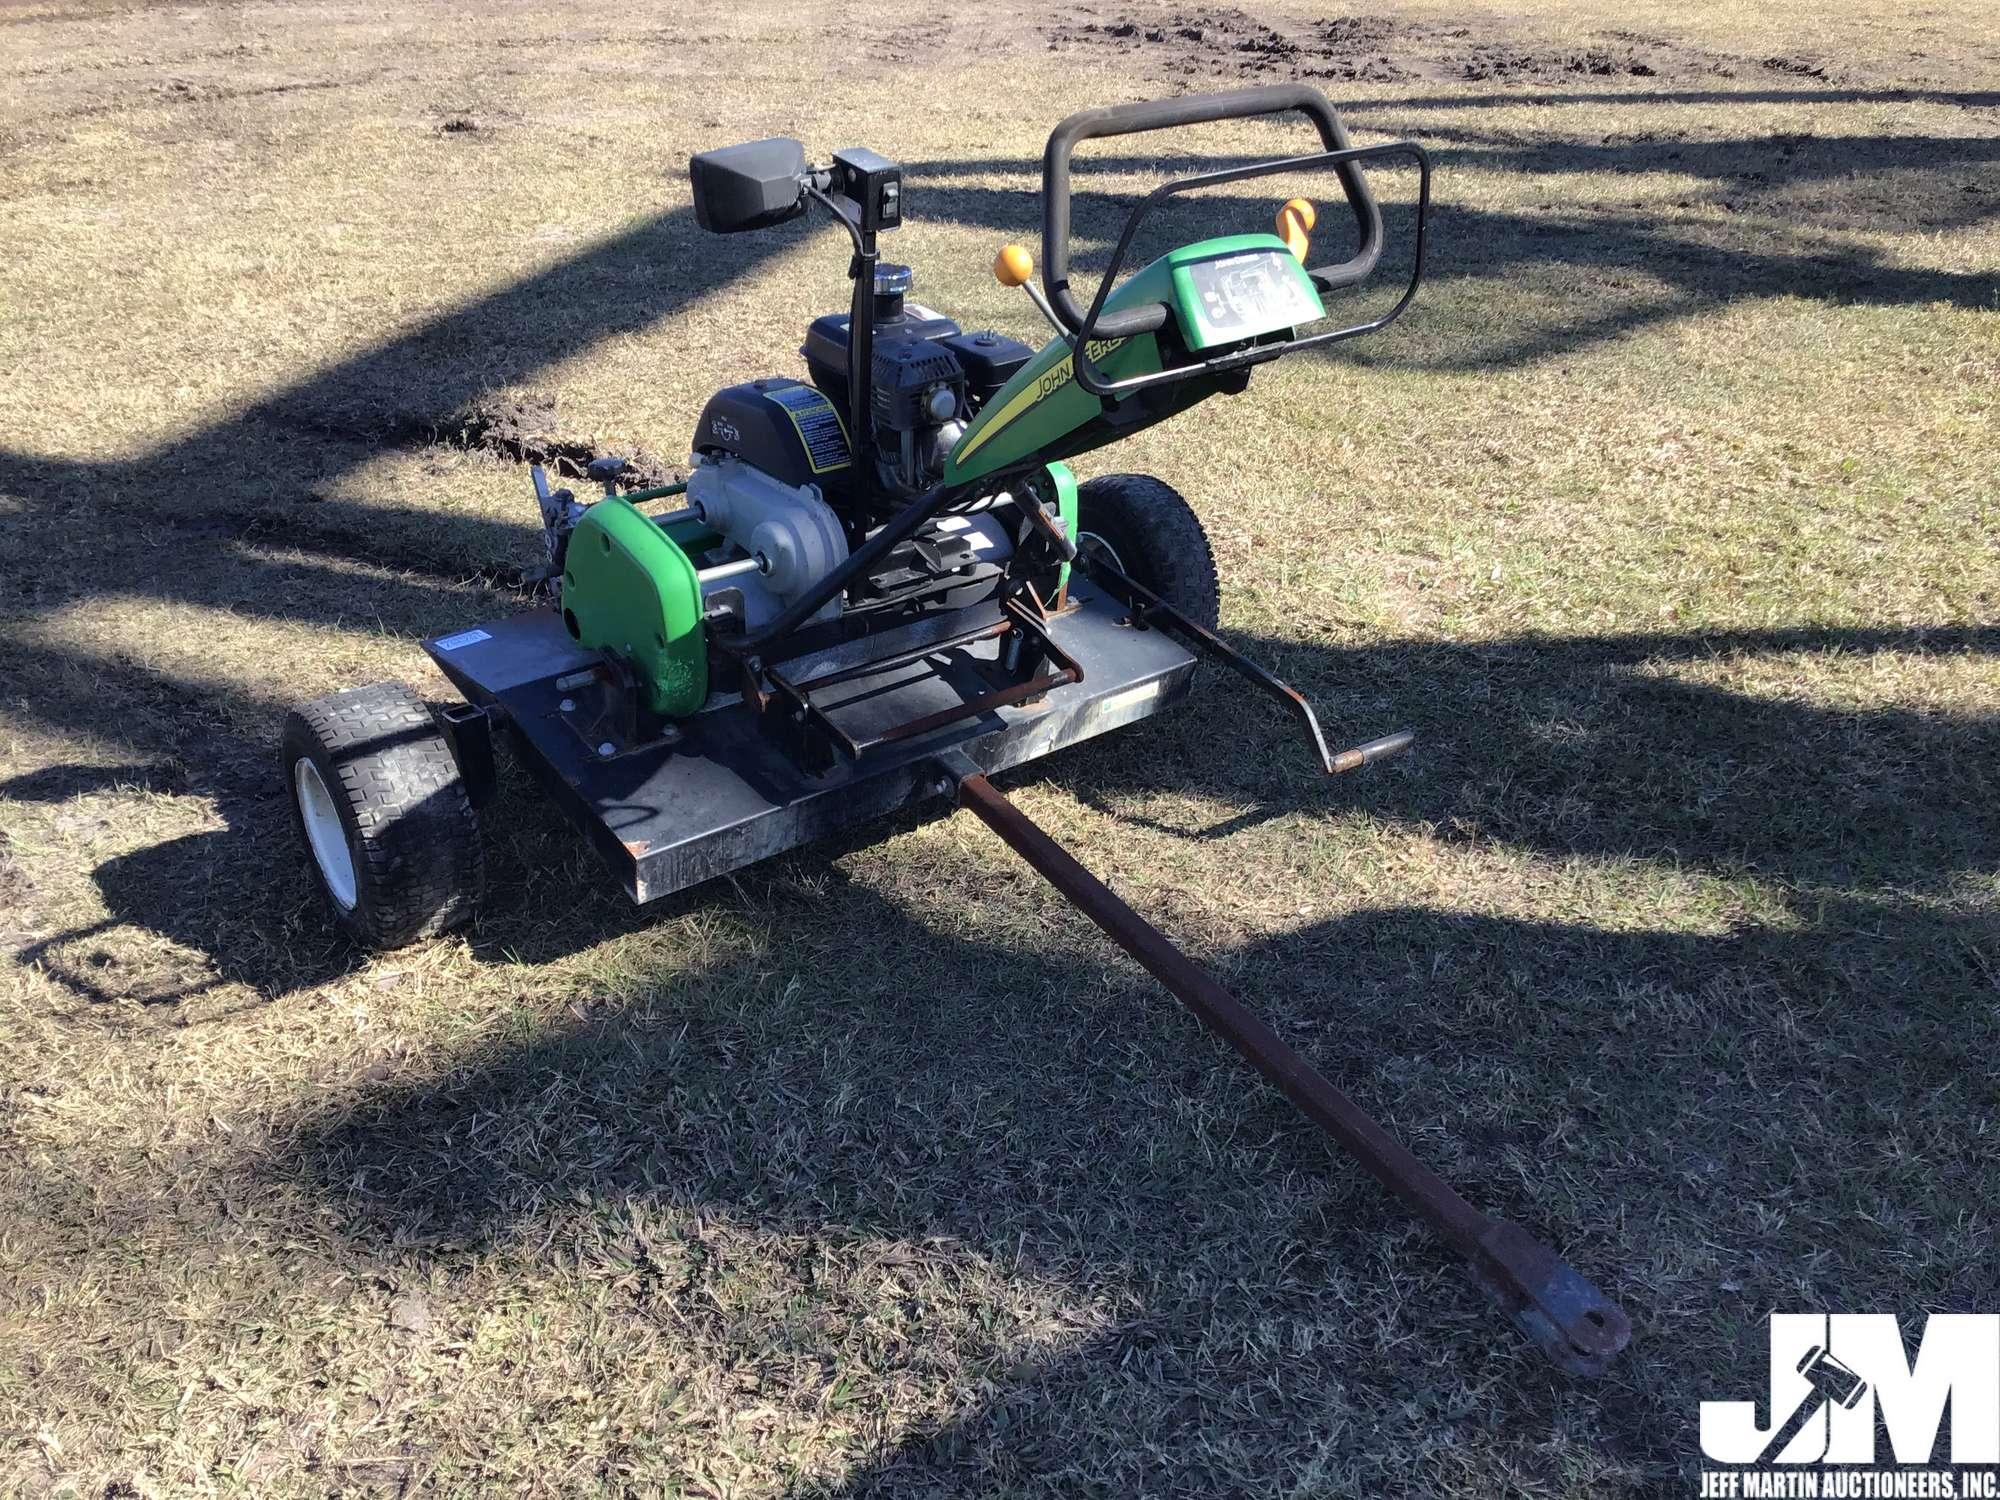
424 580 1195 902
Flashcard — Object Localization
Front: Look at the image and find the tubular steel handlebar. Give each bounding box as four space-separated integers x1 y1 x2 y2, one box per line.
1069 140 1430 400
1041 83 1383 341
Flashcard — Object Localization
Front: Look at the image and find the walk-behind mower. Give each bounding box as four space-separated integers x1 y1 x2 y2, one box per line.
281 85 1631 1376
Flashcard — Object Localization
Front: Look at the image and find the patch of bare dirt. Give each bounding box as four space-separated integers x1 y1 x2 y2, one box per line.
1760 55 1830 80
866 12 951 58
274 391 676 488
1454 42 1655 83
447 393 675 487
1043 10 1839 89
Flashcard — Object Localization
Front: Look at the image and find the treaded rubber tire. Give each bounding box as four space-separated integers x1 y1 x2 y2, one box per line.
280 680 483 950
1075 473 1222 631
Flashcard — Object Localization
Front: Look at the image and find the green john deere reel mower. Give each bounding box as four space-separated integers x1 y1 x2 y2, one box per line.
280 84 1632 1378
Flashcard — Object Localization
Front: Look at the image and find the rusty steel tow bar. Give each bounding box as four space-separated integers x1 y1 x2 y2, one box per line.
939 755 1631 1377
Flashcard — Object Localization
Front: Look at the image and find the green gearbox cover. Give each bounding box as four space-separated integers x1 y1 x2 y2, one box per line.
562 497 708 717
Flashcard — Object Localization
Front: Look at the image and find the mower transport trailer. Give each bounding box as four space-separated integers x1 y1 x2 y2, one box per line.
281 86 1631 1377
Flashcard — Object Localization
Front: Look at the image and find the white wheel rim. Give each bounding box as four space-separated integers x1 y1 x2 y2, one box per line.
1076 530 1127 574
293 758 358 910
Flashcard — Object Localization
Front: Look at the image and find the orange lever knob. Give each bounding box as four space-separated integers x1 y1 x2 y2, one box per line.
994 243 1034 287
1276 197 1316 261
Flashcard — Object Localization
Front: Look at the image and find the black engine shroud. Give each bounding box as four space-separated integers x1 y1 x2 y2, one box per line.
802 306 1033 432
699 304 1035 512
693 378 853 494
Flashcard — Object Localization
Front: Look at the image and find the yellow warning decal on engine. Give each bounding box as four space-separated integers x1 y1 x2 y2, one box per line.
767 383 850 473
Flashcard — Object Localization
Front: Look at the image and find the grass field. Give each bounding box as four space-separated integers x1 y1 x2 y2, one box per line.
1 0 1996 1493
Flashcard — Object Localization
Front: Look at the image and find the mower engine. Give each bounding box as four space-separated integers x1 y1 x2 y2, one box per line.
869 325 967 497
801 263 1032 502
538 239 1045 662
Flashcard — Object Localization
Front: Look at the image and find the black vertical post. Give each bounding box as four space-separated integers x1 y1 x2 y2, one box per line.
847 230 877 475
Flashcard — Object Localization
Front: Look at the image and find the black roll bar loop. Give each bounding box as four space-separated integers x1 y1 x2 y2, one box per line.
1039 85 1430 399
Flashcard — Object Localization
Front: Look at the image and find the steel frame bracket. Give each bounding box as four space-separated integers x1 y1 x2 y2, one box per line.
1074 551 1414 776
436 701 499 809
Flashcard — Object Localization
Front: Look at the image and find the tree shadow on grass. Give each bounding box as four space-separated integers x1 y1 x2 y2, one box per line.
1 85 1993 1487
3 105 1989 942
912 125 1995 377
2 97 1989 961
10 616 1994 1012
0 694 356 1012
254 804 1997 1493
3 87 1991 576
118 611 1979 1492
1073 621 2000 898
1366 85 2000 114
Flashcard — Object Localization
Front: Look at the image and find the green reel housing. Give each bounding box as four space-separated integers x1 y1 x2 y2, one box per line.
562 497 711 717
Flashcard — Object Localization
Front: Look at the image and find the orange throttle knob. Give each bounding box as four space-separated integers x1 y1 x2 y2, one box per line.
994 243 1034 288
1276 197 1316 261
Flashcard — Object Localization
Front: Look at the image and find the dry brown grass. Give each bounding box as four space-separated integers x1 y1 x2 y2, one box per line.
1 0 1996 1494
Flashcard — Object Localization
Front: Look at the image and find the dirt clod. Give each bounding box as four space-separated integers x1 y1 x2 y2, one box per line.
388 1293 433 1334
1762 55 1831 78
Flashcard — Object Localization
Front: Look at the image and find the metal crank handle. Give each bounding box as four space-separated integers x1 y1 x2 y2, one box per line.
944 756 1632 1377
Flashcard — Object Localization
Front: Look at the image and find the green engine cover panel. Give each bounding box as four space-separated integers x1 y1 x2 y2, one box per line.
945 233 1324 487
1042 459 1078 593
562 498 708 717
944 328 1163 484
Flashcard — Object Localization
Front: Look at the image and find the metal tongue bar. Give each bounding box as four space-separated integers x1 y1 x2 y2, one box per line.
944 755 1631 1376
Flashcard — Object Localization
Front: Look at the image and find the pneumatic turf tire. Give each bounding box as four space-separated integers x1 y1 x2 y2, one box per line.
281 680 483 950
1075 473 1222 631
